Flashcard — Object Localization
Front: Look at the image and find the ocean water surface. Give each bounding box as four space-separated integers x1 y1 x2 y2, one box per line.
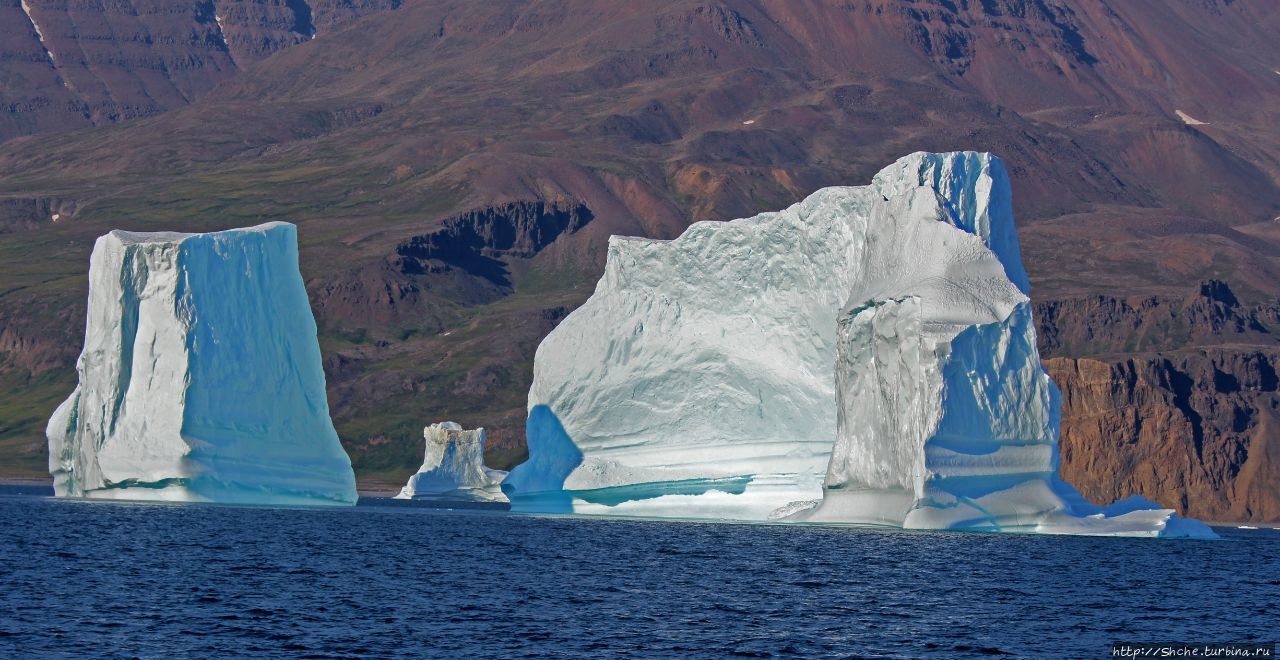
0 488 1275 658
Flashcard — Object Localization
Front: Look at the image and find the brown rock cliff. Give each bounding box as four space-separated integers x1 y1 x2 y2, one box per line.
1038 282 1280 522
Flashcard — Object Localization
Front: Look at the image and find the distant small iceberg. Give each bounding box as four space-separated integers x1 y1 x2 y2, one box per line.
397 422 507 503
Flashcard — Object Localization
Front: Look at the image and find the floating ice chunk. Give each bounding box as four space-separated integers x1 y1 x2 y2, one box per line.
47 222 357 506
796 183 1213 537
509 183 873 516
396 422 507 502
510 151 1215 537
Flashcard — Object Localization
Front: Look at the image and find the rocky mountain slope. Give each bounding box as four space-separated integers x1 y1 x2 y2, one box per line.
1 0 1278 519
0 0 402 141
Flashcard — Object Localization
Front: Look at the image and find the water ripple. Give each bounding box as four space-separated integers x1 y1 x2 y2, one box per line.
0 494 1275 658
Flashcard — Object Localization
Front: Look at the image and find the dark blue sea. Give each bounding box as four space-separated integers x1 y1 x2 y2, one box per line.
0 487 1275 659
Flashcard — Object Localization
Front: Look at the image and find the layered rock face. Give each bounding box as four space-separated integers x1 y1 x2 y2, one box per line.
508 150 1210 536
213 0 401 63
1036 285 1280 523
396 422 507 502
0 0 401 141
47 222 357 505
1048 353 1280 523
0 0 237 138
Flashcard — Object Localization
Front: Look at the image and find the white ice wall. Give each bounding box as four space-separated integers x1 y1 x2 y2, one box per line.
396 422 507 502
48 222 357 505
510 152 1213 537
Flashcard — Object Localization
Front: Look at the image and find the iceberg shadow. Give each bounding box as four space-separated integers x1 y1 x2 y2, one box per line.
502 405 582 513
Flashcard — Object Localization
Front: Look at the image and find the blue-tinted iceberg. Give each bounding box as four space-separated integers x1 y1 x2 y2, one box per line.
396 422 507 502
508 151 1212 537
47 222 357 505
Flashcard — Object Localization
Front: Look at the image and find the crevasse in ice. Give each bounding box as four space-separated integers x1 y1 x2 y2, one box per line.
507 151 1213 537
396 422 508 502
47 222 357 505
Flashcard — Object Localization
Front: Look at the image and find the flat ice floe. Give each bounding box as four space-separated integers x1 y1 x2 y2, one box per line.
505 151 1213 538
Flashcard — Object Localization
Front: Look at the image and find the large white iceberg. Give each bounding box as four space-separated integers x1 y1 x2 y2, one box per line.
47 222 358 506
395 422 508 502
506 151 1212 537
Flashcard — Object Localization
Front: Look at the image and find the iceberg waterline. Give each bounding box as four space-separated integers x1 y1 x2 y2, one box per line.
508 151 1213 538
47 222 357 505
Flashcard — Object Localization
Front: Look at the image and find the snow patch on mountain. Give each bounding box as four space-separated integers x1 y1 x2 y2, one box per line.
20 0 55 65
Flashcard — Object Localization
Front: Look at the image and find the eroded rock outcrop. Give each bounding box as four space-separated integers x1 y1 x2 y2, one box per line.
394 201 593 297
1047 350 1280 522
1035 281 1278 358
1037 281 1280 523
